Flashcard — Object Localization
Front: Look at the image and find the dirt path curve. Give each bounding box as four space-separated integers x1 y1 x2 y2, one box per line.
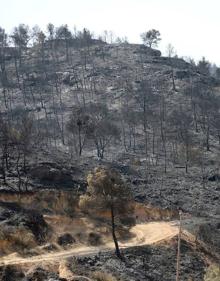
0 221 179 267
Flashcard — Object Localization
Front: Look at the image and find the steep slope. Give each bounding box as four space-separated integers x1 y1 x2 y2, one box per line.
0 41 219 216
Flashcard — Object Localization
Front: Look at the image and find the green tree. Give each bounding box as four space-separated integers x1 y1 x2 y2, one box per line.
140 29 161 48
79 167 134 259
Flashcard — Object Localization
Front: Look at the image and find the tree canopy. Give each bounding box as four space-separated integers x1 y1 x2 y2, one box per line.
79 167 134 258
140 29 161 48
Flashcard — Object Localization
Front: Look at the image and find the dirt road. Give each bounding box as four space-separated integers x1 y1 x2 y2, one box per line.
0 221 179 267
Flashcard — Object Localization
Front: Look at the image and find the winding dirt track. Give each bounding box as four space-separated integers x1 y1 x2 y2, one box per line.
0 221 179 267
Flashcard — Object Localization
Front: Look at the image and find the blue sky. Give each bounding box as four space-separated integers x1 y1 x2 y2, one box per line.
1 0 220 65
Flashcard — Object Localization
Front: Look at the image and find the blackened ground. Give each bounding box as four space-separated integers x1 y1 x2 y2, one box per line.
73 239 206 281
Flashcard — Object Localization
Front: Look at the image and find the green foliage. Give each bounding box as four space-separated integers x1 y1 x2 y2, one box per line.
79 167 133 216
140 29 161 48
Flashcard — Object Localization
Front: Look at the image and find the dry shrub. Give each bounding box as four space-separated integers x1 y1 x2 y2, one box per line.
0 227 37 254
79 194 93 212
204 265 220 281
87 232 102 246
92 271 118 281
